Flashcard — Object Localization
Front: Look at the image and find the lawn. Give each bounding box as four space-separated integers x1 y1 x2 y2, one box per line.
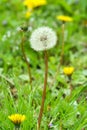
0 0 87 130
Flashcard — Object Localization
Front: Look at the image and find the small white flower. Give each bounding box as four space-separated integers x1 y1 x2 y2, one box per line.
30 26 57 51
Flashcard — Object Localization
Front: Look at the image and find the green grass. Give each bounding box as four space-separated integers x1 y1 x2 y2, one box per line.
0 0 87 129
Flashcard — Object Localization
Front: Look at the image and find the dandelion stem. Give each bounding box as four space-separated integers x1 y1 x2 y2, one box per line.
21 33 32 86
37 51 48 130
70 83 73 95
60 120 63 130
50 23 65 86
60 22 65 65
60 124 62 130
14 126 20 130
68 76 73 96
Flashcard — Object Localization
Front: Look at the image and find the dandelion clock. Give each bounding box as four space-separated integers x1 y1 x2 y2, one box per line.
30 26 57 51
30 26 57 130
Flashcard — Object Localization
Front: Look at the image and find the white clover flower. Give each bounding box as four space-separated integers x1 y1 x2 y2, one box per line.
30 27 57 51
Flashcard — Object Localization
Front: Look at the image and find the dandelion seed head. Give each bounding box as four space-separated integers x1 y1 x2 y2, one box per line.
30 27 57 51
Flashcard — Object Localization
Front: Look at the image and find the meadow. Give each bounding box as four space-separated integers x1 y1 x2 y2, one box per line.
0 0 87 130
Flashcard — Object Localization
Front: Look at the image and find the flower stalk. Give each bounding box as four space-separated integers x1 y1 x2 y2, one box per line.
50 23 65 86
68 75 73 96
60 22 65 65
51 16 73 86
14 125 20 130
60 123 63 130
37 50 48 130
21 33 32 86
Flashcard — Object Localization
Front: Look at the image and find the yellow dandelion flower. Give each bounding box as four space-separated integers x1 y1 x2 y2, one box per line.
8 114 26 125
23 0 33 9
63 67 74 76
23 0 47 9
57 15 73 22
33 0 47 7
